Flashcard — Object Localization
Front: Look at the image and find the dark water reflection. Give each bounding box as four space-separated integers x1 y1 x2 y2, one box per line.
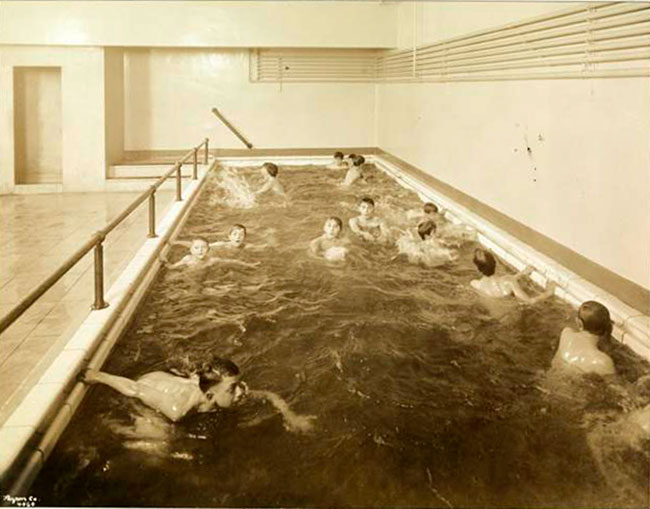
33 165 650 507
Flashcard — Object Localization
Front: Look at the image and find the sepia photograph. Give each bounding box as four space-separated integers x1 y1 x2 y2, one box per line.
0 0 649 506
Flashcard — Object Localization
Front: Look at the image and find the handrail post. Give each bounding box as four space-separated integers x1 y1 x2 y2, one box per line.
204 138 209 165
148 187 157 238
176 163 182 201
92 233 108 310
192 148 198 180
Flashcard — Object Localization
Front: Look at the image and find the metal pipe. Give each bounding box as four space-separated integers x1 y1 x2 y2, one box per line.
176 163 182 201
193 148 198 180
92 237 108 310
0 236 99 334
148 189 157 238
211 108 253 149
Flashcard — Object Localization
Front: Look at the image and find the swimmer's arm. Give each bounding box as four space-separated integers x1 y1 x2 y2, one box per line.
255 180 272 195
378 220 391 238
83 370 190 422
514 265 535 280
309 237 323 255
209 240 228 249
509 279 556 305
348 217 362 235
165 255 193 270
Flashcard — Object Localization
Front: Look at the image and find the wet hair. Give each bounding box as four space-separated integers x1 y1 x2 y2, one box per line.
192 236 210 246
263 162 279 177
417 220 437 240
353 155 365 167
360 197 375 207
334 151 344 159
230 224 246 234
578 301 613 337
198 356 241 392
347 153 357 159
327 216 343 229
473 248 496 276
423 202 439 214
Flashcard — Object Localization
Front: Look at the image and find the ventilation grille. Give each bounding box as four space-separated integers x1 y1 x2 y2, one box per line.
251 2 650 83
252 49 380 82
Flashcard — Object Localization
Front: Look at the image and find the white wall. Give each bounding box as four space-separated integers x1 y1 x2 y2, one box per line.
0 1 397 49
0 45 107 193
378 2 650 291
377 69 649 293
124 48 376 150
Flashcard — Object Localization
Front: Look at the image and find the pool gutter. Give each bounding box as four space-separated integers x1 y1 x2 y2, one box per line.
371 155 650 362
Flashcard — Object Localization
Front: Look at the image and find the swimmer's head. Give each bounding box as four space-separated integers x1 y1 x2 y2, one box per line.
473 248 496 276
333 151 344 162
324 216 343 238
417 220 437 240
199 358 247 410
352 155 365 167
577 301 613 337
262 162 279 178
346 154 357 167
423 202 439 215
358 197 375 216
190 237 210 259
229 224 247 246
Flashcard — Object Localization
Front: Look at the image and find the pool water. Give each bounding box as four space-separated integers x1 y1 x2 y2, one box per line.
33 164 650 507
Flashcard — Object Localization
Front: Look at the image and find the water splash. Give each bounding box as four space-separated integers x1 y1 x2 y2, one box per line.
215 167 257 208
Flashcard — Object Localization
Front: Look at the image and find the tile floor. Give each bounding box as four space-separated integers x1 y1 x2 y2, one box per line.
0 191 175 425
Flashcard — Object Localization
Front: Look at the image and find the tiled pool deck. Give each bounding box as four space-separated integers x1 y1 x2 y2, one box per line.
0 191 175 425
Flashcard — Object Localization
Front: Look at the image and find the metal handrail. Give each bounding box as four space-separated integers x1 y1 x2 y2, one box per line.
0 138 210 334
211 108 253 149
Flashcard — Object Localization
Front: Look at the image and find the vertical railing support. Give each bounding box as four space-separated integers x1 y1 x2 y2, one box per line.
193 148 198 180
148 188 157 238
92 233 108 310
204 138 209 165
176 163 182 201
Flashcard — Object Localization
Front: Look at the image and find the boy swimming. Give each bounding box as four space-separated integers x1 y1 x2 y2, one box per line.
82 357 248 422
551 300 616 375
349 197 390 243
161 237 259 270
470 248 556 303
310 216 350 261
341 155 365 187
327 151 347 170
406 202 442 222
408 202 474 245
255 162 286 197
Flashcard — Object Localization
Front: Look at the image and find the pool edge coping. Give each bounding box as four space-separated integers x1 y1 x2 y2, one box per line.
0 161 215 494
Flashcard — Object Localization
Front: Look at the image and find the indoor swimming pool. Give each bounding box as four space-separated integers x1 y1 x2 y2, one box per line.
32 163 650 507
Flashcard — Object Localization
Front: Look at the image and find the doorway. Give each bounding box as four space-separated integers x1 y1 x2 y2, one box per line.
13 67 62 185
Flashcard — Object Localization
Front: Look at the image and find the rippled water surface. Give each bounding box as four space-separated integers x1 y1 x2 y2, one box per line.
33 165 650 507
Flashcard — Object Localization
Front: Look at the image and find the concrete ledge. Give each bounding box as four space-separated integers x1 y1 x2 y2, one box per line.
0 163 213 494
372 155 650 363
